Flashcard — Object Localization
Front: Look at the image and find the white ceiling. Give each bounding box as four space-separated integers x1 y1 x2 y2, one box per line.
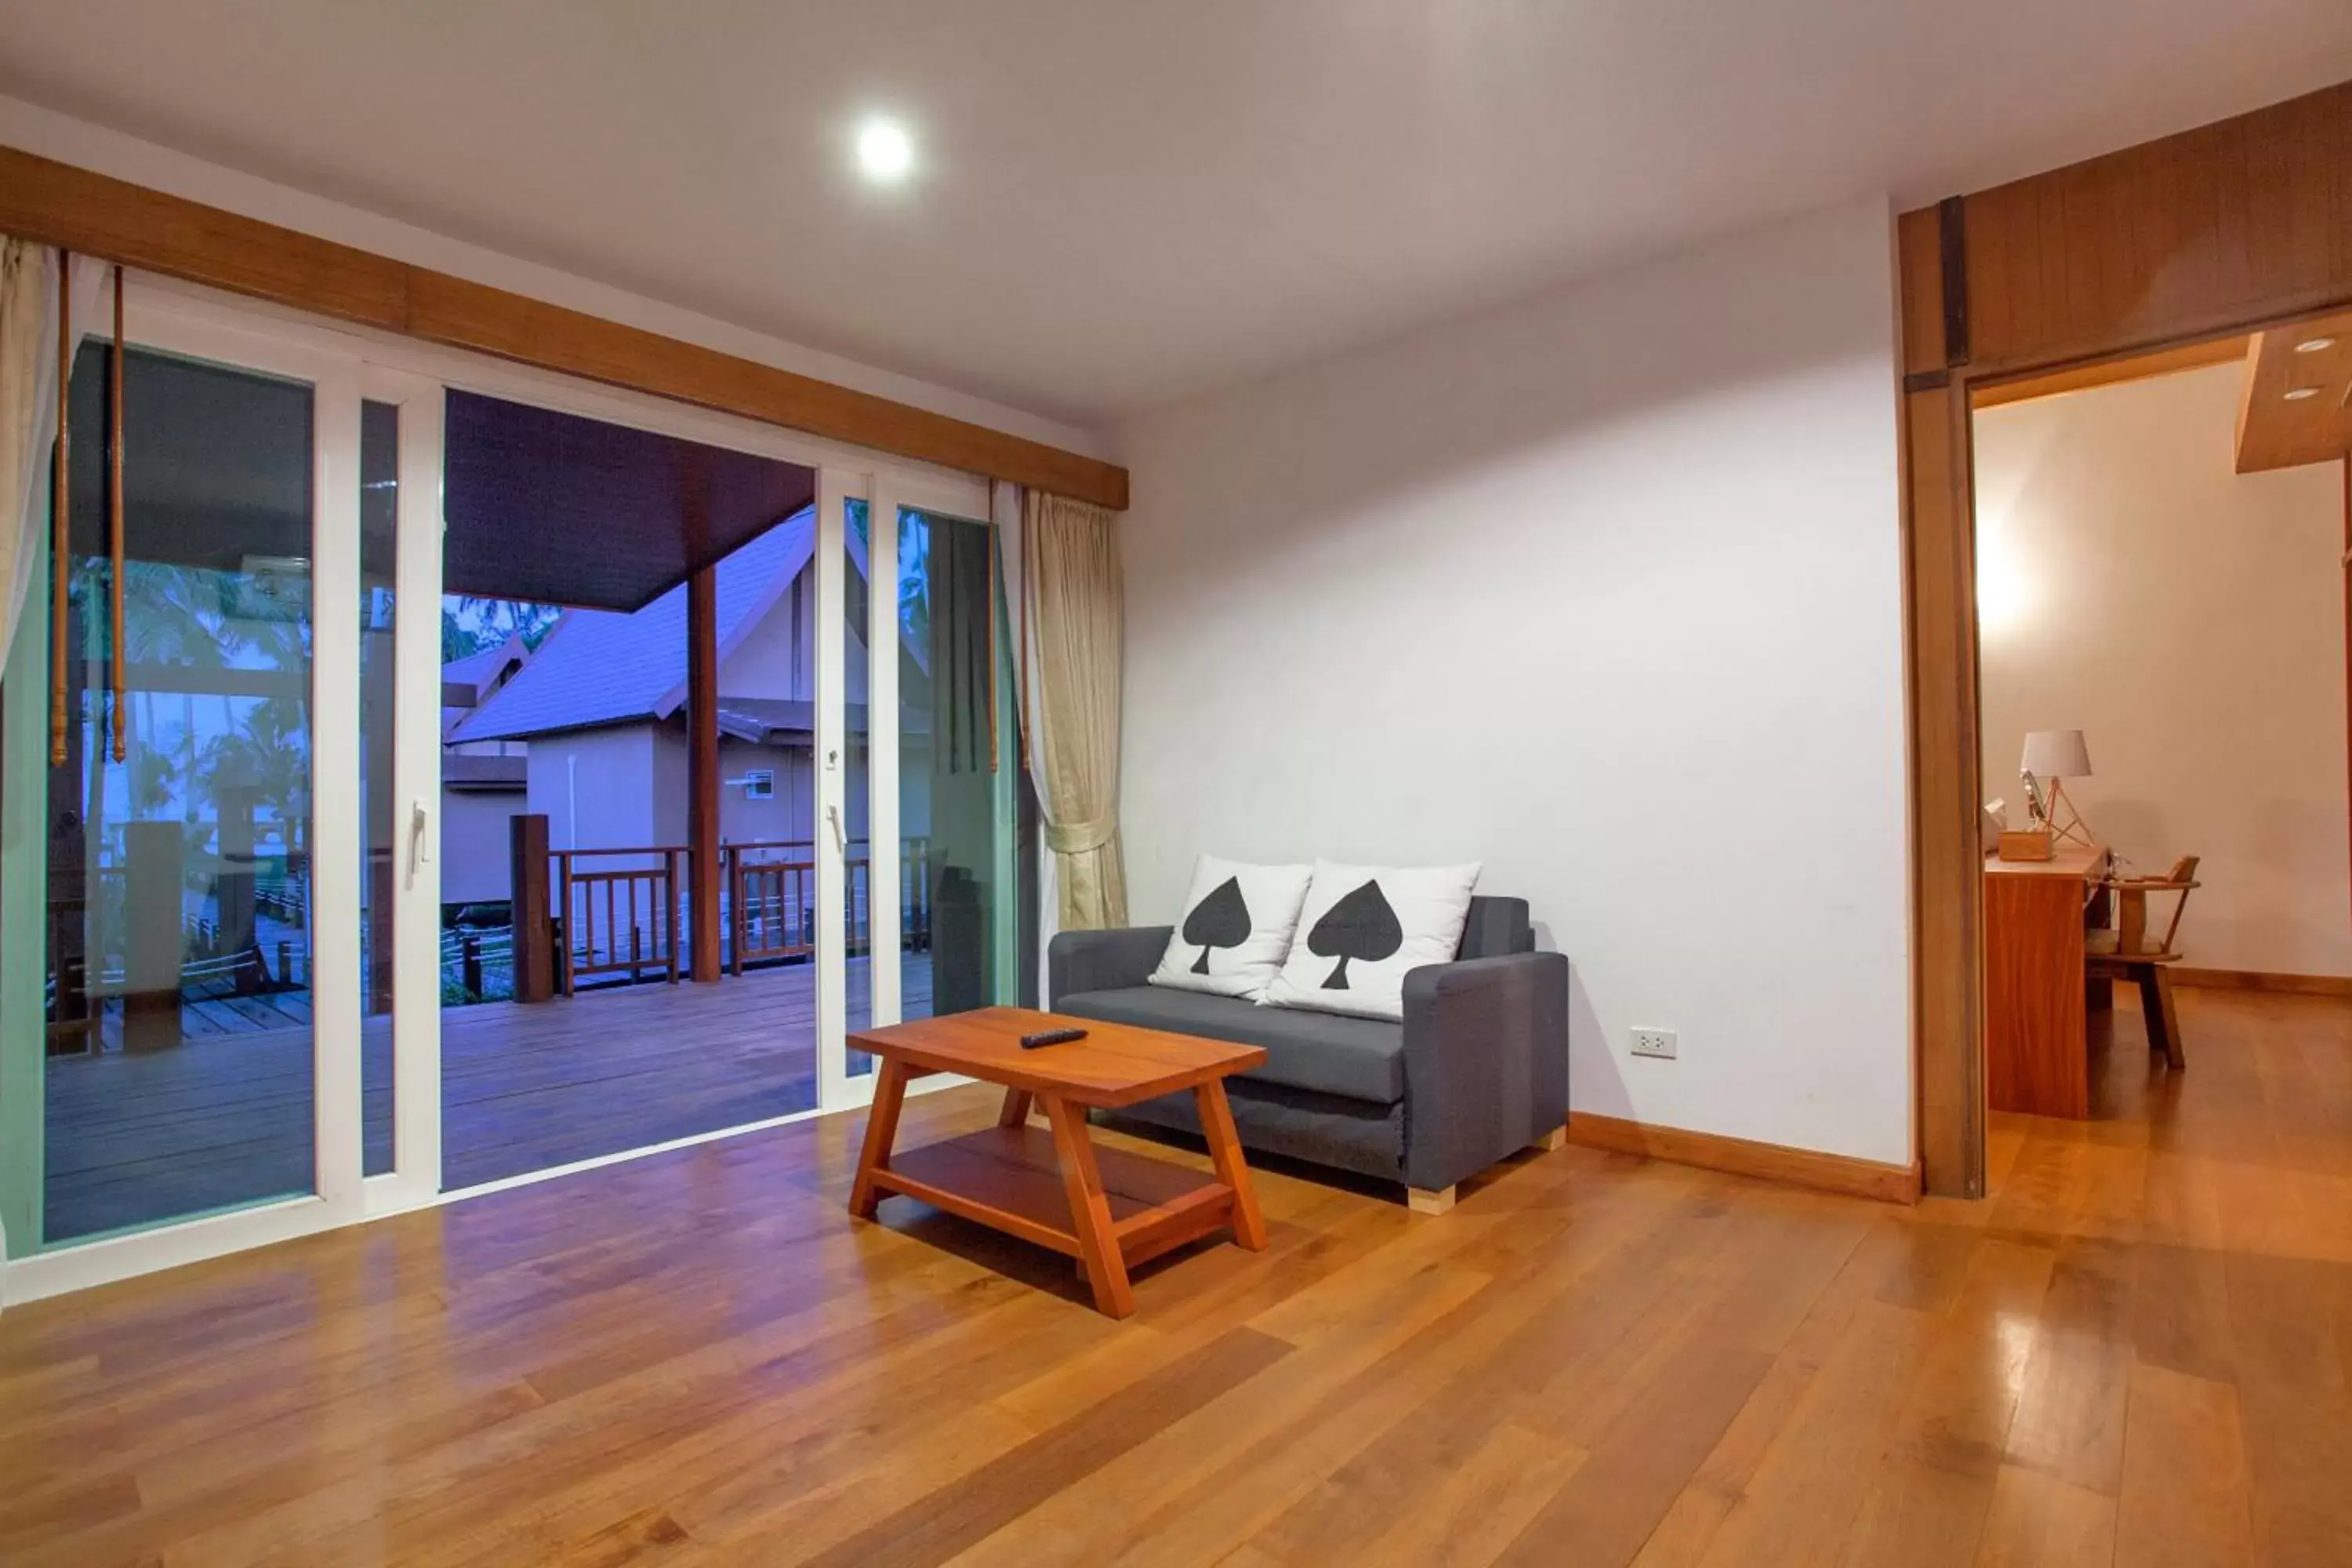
5 2 2352 430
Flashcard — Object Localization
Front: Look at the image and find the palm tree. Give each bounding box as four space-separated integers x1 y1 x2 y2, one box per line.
443 596 561 661
201 696 310 858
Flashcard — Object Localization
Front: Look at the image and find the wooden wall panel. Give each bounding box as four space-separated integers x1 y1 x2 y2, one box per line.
0 144 1129 510
1902 76 2352 1199
1962 82 2352 376
1897 205 1947 375
1902 374 1984 1196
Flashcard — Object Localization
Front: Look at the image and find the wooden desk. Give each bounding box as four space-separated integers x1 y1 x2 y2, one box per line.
1984 842 2111 1119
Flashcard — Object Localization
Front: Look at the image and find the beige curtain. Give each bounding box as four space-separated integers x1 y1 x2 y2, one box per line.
0 235 55 666
1024 489 1127 929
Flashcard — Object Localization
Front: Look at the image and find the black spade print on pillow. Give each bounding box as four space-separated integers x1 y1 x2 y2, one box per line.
1182 876 1252 974
1265 861 1482 1021
1308 879 1403 989
1147 856 1316 1000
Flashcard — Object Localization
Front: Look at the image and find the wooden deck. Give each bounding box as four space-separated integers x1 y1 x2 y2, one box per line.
3 986 2349 1566
42 956 931 1243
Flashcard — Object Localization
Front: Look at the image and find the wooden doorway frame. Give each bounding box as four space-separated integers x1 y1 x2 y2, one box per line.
1901 78 2352 1196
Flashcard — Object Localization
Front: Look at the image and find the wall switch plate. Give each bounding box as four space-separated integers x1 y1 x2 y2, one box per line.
1631 1028 1678 1060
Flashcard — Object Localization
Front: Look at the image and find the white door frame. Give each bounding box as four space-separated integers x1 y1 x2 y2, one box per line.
866 475 905 1042
812 465 861 1112
360 365 447 1215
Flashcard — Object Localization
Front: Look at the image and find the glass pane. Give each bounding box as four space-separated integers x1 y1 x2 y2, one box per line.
434 389 818 1186
42 343 318 1243
898 509 1012 1022
844 498 874 1071
359 400 397 1176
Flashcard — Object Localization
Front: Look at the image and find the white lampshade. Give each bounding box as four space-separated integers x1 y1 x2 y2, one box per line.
2020 729 2092 779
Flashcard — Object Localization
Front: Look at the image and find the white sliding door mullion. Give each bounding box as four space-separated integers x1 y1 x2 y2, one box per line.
869 480 902 1031
814 468 855 1109
309 363 364 1212
371 368 445 1210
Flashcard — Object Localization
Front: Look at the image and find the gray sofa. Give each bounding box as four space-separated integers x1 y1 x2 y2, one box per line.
1048 896 1569 1210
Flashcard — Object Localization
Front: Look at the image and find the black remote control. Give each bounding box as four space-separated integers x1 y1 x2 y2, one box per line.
1019 1027 1089 1049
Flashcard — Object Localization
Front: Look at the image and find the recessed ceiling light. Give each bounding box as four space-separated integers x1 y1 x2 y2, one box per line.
855 118 914 183
2283 386 2322 401
2294 337 2336 353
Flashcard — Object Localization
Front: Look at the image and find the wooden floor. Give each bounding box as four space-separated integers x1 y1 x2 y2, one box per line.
42 956 929 1240
2 985 2347 1566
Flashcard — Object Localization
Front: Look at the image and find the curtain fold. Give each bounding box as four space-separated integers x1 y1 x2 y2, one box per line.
0 235 57 670
1023 489 1127 930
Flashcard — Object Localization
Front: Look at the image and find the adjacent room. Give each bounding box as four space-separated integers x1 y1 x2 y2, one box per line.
2 5 2352 1565
1974 336 2352 1126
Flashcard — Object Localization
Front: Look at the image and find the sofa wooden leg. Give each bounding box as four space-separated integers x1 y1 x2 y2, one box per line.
1534 1126 1567 1153
1406 1185 1457 1216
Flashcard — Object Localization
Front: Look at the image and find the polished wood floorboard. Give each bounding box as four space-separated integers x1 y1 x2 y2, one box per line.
2 988 2347 1566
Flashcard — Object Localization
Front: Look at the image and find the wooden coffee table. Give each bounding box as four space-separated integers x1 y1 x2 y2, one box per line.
847 1006 1269 1317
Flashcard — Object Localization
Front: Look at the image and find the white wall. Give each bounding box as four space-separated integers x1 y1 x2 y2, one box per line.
1114 197 1913 1167
1976 363 2350 977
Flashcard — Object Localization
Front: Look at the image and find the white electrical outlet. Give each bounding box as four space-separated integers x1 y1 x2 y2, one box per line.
1631 1027 1678 1060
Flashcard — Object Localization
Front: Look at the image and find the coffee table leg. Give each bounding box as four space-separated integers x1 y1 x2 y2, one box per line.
997 1088 1034 1128
848 1058 909 1221
1195 1079 1268 1250
1044 1094 1136 1318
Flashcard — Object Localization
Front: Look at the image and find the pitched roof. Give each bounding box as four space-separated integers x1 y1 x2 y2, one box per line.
450 508 815 743
441 633 532 739
442 634 531 694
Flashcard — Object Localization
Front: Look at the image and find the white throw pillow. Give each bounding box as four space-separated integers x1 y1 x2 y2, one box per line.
1262 861 1483 1021
1147 855 1315 1000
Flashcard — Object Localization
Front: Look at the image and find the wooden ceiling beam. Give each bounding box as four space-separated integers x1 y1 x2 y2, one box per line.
2235 310 2352 474
0 143 1129 510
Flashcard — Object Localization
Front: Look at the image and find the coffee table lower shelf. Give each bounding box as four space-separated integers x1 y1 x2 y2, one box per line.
862 1123 1254 1315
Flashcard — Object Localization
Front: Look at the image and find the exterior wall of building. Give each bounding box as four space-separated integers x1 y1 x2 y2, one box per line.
440 789 524 906
527 727 661 855
719 575 807 701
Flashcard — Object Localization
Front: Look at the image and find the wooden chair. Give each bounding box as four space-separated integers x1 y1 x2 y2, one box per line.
2086 855 2199 1070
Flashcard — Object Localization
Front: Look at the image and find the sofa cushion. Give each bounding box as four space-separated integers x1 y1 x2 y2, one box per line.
1056 985 1404 1103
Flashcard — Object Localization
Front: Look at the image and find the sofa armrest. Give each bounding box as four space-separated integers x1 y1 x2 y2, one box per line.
1399 951 1570 1192
1049 927 1174 1004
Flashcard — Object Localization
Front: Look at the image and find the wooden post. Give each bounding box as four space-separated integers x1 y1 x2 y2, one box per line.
215 786 260 996
724 848 743 978
509 813 554 1003
667 848 684 983
687 564 722 982
121 820 185 1051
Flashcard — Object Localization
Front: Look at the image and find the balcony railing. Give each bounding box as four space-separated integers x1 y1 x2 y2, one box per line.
544 837 935 997
554 846 684 992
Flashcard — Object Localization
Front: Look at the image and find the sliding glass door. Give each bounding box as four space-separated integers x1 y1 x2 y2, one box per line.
0 279 1016 1294
2 291 364 1258
833 480 1020 1092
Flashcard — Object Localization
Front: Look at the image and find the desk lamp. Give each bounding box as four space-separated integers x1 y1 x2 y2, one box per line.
2020 730 2094 848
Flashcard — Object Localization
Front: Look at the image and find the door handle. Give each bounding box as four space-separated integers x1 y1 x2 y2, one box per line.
407 799 431 886
827 803 848 855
